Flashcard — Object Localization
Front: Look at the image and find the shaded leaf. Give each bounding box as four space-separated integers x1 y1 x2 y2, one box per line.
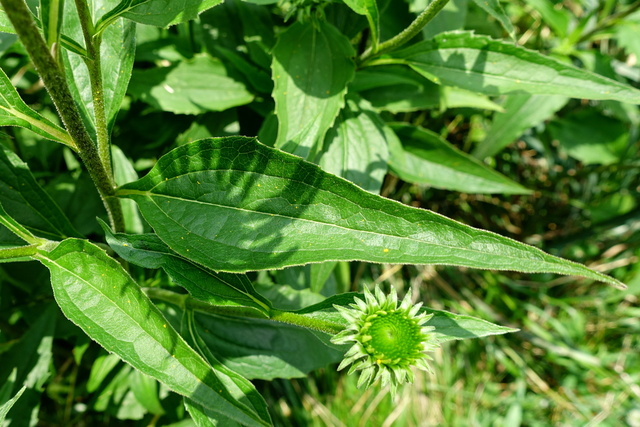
0 145 81 240
101 222 271 317
272 19 355 159
469 0 514 38
317 96 389 193
391 31 640 104
388 123 531 194
473 94 568 159
128 55 253 115
117 136 623 288
122 0 223 28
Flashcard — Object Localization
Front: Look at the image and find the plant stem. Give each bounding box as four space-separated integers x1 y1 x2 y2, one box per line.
0 0 124 232
358 0 451 65
0 244 40 260
143 288 345 335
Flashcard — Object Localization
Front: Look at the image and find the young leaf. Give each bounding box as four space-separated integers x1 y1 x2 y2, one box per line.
387 123 531 194
391 31 640 104
317 96 389 193
128 55 253 115
272 19 355 159
0 145 81 240
473 94 568 159
101 223 272 317
35 239 270 427
0 67 73 147
342 0 380 50
117 136 624 288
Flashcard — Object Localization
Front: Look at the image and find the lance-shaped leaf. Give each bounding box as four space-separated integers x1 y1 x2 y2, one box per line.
390 31 640 104
35 239 270 427
272 19 355 159
293 293 518 343
121 0 223 28
387 123 531 194
0 67 73 147
469 0 514 38
100 221 272 318
117 136 624 288
61 2 136 139
0 146 81 240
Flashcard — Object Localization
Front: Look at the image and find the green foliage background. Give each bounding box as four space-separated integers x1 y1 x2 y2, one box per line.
0 0 639 425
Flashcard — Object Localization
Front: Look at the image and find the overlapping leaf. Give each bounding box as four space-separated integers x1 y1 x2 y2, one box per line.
272 19 355 159
387 123 531 194
391 31 640 104
36 239 270 427
117 136 623 288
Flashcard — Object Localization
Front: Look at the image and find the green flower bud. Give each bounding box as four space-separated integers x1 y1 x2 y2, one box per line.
331 286 439 395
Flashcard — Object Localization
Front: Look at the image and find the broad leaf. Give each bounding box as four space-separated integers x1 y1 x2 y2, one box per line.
0 145 81 240
473 94 568 159
317 96 389 193
390 31 640 104
121 0 223 27
112 145 145 234
272 19 355 159
101 222 271 317
0 67 73 147
117 136 623 288
388 123 531 194
36 239 270 427
128 55 254 115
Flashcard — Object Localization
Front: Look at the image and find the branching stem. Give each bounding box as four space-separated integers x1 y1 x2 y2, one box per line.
0 0 124 232
358 0 451 65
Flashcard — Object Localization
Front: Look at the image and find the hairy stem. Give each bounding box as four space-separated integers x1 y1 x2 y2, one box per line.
359 0 451 65
0 0 124 232
75 0 113 179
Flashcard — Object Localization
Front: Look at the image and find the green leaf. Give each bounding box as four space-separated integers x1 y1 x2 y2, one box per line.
469 0 515 38
101 222 271 317
0 385 26 424
522 0 571 37
391 31 640 104
0 304 56 427
40 0 64 49
388 123 531 194
0 145 81 240
317 96 389 193
473 94 568 159
36 239 270 427
117 136 623 288
112 145 145 234
272 19 355 159
128 55 254 115
192 311 344 380
548 110 629 165
60 6 136 139
292 292 517 343
121 0 223 27
342 0 380 50
0 67 73 147
182 311 272 426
